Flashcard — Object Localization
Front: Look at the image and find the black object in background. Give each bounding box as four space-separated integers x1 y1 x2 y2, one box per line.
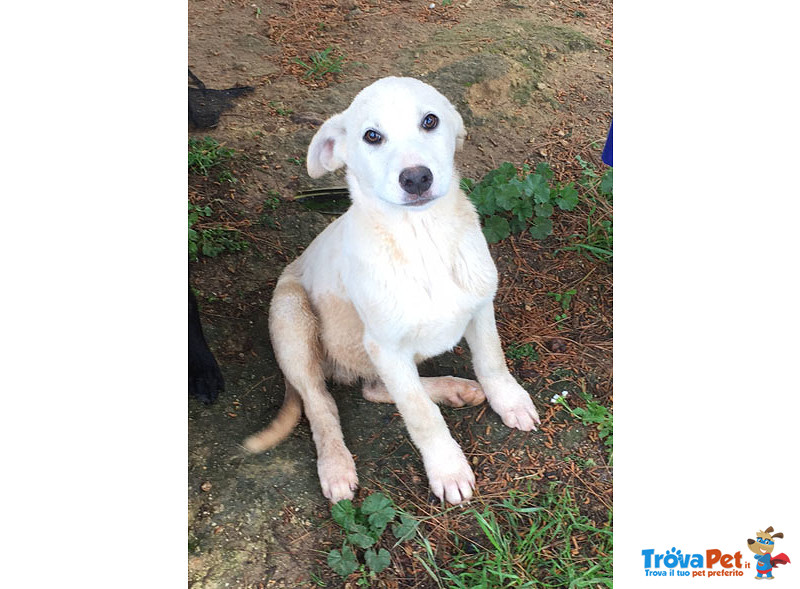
189 285 224 403
189 68 254 129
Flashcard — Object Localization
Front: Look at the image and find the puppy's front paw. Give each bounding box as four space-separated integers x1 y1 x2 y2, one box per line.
424 443 475 505
489 382 540 432
318 446 359 503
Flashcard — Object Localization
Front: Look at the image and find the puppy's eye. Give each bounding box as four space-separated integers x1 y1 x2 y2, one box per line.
421 114 439 130
363 129 383 144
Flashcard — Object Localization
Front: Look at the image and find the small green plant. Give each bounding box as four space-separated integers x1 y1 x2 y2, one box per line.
562 165 613 262
268 100 293 116
308 569 325 587
188 202 210 259
575 155 598 188
188 137 235 178
463 161 579 243
327 492 418 583
547 288 576 326
294 47 345 80
189 201 248 260
258 191 281 228
505 342 539 362
287 156 304 166
547 288 576 312
556 391 613 454
217 169 236 184
196 228 248 258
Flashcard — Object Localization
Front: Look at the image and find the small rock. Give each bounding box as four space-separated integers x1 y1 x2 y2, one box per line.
200 481 212 492
345 7 362 20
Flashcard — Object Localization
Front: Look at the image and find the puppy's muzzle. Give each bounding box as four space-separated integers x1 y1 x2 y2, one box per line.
399 166 434 206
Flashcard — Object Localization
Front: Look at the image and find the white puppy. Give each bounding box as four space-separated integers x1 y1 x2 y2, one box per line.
244 77 540 505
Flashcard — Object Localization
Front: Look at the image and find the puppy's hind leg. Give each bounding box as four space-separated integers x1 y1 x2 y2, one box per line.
363 377 485 407
244 273 358 503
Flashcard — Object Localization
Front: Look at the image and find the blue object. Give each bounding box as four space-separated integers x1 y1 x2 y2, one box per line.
601 121 613 167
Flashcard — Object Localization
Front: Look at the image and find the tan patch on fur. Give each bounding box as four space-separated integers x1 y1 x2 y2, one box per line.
268 278 323 381
315 294 378 383
373 222 407 264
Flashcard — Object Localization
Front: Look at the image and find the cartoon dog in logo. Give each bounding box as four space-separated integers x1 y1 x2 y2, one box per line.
747 526 791 580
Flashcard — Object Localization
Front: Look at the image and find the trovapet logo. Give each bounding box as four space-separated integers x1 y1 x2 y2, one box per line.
641 526 791 580
641 547 746 578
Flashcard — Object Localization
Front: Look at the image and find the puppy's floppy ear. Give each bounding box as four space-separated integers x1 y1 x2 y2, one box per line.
448 103 466 151
307 112 347 178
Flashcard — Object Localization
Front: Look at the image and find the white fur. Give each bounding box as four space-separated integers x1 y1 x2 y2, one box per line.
261 77 540 505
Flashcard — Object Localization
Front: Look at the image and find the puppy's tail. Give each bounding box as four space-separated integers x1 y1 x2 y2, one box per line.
243 383 303 453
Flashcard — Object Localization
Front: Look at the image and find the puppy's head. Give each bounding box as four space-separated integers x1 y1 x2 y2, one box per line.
307 77 465 209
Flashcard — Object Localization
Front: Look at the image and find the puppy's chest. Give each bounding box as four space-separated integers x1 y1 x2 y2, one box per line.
397 260 480 319
353 238 495 350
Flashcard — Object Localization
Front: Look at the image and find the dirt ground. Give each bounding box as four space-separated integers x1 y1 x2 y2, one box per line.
188 0 612 587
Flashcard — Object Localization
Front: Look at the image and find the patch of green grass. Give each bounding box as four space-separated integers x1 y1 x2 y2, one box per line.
505 342 539 362
188 139 247 258
188 201 248 260
418 485 612 588
327 493 418 584
308 569 325 586
268 100 293 116
561 163 613 263
462 161 579 243
188 136 235 179
217 169 237 184
258 191 281 228
556 391 613 458
565 454 597 469
294 47 345 80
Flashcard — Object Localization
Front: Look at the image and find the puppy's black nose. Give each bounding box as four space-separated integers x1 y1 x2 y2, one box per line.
399 166 433 195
